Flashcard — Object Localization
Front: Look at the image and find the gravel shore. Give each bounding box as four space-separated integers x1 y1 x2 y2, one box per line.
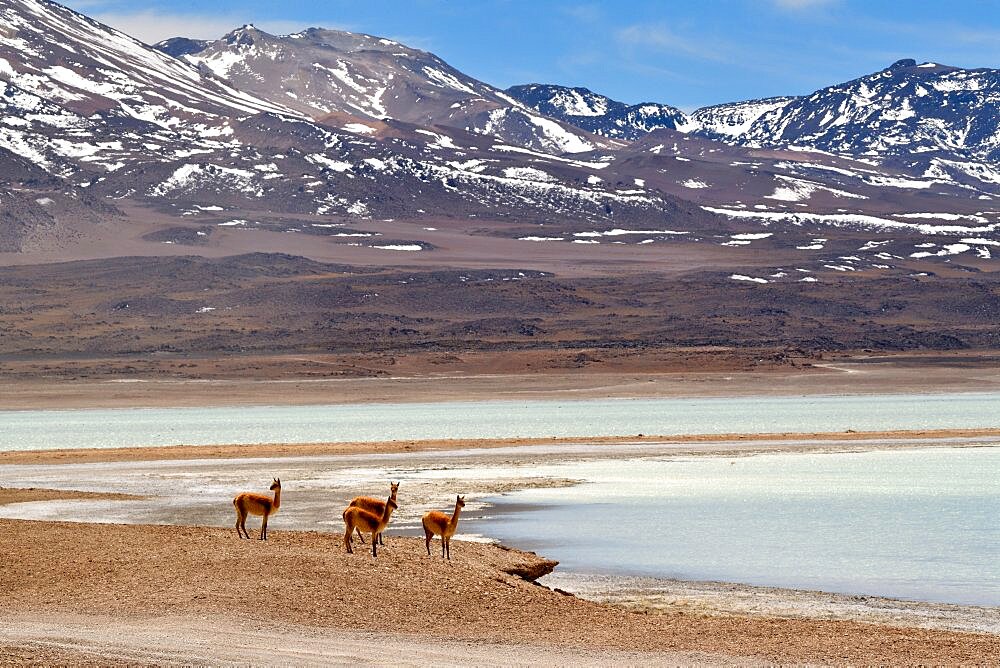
2 518 998 665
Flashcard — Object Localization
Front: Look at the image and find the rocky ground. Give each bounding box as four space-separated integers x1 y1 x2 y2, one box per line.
1 251 997 364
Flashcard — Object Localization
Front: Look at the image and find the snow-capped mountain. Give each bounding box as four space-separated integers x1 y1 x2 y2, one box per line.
3 0 1000 273
506 84 691 139
515 60 1000 173
159 25 605 156
0 0 717 244
692 59 1000 164
0 0 299 179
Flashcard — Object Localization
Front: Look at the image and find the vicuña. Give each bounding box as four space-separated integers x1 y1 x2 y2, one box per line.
347 481 399 545
233 477 281 540
343 495 398 557
422 494 465 560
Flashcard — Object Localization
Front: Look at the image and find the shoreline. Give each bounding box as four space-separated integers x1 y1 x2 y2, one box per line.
3 384 999 414
1 358 999 411
4 481 997 637
539 571 1000 636
3 434 998 631
3 427 1000 464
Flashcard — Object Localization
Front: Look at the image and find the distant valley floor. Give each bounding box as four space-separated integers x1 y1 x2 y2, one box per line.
1 349 999 411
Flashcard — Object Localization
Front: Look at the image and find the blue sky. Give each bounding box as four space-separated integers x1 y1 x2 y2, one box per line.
66 0 1000 110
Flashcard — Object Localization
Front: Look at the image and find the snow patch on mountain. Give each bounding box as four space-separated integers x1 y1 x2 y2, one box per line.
150 164 262 197
705 207 1000 235
692 97 794 140
526 114 594 153
766 175 867 201
422 66 476 95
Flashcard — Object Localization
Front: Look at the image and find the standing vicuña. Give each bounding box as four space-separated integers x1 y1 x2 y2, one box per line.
422 495 465 560
348 481 399 546
343 496 398 557
233 477 281 540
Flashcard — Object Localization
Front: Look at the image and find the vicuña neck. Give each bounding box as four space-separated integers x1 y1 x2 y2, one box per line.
272 487 281 510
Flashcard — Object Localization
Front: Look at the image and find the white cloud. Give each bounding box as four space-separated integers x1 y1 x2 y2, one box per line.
562 4 603 24
615 24 733 63
88 10 317 44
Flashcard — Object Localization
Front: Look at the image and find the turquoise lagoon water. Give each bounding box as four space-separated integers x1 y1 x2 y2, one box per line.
2 393 998 607
2 392 999 450
469 446 1000 606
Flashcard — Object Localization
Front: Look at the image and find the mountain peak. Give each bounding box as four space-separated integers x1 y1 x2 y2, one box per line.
223 24 267 47
506 83 690 138
154 36 211 58
888 58 918 70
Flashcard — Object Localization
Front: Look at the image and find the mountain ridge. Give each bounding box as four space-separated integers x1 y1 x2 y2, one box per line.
2 0 999 271
149 19 1000 169
0 0 730 251
155 23 609 156
504 84 691 139
507 59 1000 168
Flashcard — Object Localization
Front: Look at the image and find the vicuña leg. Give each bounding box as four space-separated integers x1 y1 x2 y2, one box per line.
236 508 251 539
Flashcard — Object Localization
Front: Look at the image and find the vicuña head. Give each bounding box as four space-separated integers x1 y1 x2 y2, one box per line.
421 494 465 560
343 494 398 557
233 477 281 540
347 481 400 546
